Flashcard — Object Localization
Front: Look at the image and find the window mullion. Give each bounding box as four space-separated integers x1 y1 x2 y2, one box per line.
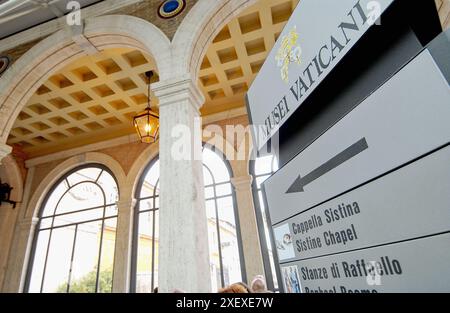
94 201 108 293
66 224 79 293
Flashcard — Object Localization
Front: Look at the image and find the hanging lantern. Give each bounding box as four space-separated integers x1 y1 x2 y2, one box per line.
134 71 159 143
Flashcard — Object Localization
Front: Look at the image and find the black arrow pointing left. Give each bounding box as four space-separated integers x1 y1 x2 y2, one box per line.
286 138 369 194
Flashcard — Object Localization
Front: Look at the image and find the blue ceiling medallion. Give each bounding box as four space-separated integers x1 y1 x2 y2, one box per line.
158 0 186 19
0 56 10 75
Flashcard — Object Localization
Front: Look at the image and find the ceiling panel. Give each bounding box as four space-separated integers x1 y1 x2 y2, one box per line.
6 0 299 158
7 48 158 157
199 0 300 115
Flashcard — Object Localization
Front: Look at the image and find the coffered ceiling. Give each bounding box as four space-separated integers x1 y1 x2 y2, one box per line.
199 0 299 115
7 0 299 158
7 48 158 157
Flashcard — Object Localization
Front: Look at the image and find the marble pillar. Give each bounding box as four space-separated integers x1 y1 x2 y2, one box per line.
231 174 265 284
112 199 136 293
2 217 38 292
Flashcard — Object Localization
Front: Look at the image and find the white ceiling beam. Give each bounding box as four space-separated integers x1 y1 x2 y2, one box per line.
0 0 144 52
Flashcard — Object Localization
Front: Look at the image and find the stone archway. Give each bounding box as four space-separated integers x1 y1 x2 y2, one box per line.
172 0 259 81
1 151 128 293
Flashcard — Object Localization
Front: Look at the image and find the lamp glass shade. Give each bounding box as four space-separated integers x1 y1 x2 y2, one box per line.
134 108 159 143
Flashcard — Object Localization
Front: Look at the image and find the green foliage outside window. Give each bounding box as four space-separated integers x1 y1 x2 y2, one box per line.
56 268 113 293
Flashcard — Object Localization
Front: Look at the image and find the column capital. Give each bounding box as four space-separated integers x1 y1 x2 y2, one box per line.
0 143 12 164
116 198 137 211
153 74 205 111
231 175 254 190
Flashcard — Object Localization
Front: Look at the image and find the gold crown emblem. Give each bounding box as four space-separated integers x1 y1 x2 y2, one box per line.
275 26 302 83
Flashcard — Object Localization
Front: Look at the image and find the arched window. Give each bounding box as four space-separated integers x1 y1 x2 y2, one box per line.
132 158 160 293
203 146 245 291
132 146 245 293
250 154 279 291
25 165 119 293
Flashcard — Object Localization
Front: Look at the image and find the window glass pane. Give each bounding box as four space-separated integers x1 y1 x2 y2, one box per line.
141 180 158 199
57 183 104 215
134 157 160 294
272 156 279 172
256 175 270 189
42 182 68 217
53 208 104 228
258 191 265 210
105 205 118 218
97 171 119 204
217 197 235 226
136 211 155 293
67 168 102 186
28 230 51 293
216 183 232 197
133 151 242 293
139 198 156 212
205 186 214 199
203 148 230 183
140 161 160 198
41 226 76 293
153 210 159 289
217 197 242 287
28 166 119 294
98 218 117 293
206 208 220 292
154 196 159 210
203 168 213 186
39 217 53 230
255 155 274 175
252 155 280 291
69 221 102 293
205 200 216 220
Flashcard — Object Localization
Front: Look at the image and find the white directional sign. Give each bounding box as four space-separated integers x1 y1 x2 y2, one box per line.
281 233 450 293
274 145 450 263
264 50 450 225
263 47 450 293
247 0 395 151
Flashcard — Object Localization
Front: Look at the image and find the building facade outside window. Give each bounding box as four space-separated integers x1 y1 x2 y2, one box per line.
132 146 246 292
25 165 119 293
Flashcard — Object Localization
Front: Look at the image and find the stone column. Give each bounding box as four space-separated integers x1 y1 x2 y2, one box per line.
153 76 211 293
112 198 136 293
0 201 20 290
231 175 265 283
0 144 12 165
2 217 38 292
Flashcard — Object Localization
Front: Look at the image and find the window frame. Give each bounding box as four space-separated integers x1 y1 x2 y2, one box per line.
203 143 247 289
24 164 120 293
130 145 247 292
249 156 283 292
130 155 160 293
